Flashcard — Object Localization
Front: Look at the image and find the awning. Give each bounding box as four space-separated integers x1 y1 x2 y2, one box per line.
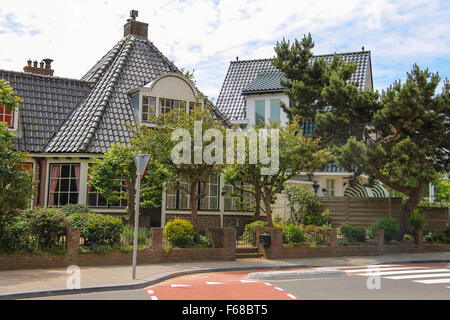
344 184 390 198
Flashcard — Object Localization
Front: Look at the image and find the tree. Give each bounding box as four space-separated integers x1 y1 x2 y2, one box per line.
88 143 169 220
131 106 227 237
0 81 33 221
273 35 449 237
225 119 332 227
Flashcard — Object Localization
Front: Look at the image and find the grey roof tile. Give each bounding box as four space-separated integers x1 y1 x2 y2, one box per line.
217 51 372 121
0 70 91 152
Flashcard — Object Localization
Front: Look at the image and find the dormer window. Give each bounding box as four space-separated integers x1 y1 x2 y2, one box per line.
132 73 205 124
0 104 14 128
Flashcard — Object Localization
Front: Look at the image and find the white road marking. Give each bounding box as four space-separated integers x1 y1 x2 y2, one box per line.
151 296 158 300
275 287 284 291
265 283 272 286
357 269 450 277
287 294 297 299
206 282 224 285
413 278 450 284
384 273 450 280
171 284 192 288
147 290 154 294
240 280 258 283
335 264 399 269
344 267 427 273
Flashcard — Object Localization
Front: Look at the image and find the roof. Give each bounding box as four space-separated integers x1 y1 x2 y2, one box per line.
242 70 286 95
1 33 232 154
0 70 92 152
216 50 372 121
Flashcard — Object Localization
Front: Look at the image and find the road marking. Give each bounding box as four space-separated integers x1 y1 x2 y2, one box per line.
357 269 450 277
287 294 297 299
275 287 284 291
343 267 427 273
413 278 450 284
171 284 192 288
240 280 258 283
147 290 154 294
334 264 399 269
206 282 225 285
384 273 450 280
151 296 158 300
265 283 272 286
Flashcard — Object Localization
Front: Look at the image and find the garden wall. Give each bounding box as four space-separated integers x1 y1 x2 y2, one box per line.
0 227 236 271
254 228 450 260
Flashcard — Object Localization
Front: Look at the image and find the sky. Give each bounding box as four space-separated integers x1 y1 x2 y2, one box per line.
0 0 449 102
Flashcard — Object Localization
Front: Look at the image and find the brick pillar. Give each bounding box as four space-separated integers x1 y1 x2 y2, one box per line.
328 228 338 248
262 228 283 259
222 228 236 249
206 227 224 248
151 228 163 253
375 229 384 253
67 228 80 256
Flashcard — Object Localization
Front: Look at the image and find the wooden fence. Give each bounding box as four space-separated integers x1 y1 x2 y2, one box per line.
312 197 448 232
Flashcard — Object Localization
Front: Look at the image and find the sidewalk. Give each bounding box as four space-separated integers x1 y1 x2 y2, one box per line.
1 252 450 299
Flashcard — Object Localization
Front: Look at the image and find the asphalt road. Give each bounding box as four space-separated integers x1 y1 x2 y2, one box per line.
28 262 450 300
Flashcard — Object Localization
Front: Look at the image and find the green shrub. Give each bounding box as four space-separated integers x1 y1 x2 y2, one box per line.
27 208 67 248
409 209 427 232
121 227 150 246
369 217 400 243
68 212 124 246
198 235 212 248
163 219 195 248
243 220 268 245
283 224 305 244
61 204 90 216
340 224 366 242
0 215 31 253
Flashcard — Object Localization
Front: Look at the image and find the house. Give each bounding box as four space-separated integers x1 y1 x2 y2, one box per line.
1 12 237 230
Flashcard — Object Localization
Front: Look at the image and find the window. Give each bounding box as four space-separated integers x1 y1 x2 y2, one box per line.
159 98 186 120
166 175 219 211
326 179 335 196
48 164 80 207
224 182 255 211
199 174 219 210
87 179 128 208
255 100 265 125
270 99 281 124
0 104 14 128
142 96 156 122
189 101 202 113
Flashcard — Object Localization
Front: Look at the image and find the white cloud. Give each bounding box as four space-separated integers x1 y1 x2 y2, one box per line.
0 0 449 99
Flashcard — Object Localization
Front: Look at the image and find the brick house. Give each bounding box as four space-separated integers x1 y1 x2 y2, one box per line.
1 13 239 230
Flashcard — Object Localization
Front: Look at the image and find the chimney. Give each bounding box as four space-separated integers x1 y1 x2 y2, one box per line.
123 10 148 39
23 58 54 76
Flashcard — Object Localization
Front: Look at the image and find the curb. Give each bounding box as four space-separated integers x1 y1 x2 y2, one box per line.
247 269 346 280
0 264 318 300
2 259 449 300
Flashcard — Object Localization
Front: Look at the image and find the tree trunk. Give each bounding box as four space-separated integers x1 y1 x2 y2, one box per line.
400 183 427 238
264 197 273 227
190 181 200 241
254 191 261 220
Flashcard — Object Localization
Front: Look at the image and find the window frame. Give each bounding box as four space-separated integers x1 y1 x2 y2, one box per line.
47 163 81 208
0 104 15 129
223 182 256 212
165 175 220 211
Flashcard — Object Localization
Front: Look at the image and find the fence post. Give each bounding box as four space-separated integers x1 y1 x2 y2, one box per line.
375 229 384 253
151 227 163 253
67 227 80 257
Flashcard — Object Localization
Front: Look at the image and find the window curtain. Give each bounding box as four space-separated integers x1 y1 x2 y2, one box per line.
49 165 61 206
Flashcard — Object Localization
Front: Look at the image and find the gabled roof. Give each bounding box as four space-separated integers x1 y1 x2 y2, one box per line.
0 70 92 152
44 35 231 154
216 50 372 121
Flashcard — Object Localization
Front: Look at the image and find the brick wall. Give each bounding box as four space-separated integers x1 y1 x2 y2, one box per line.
0 227 236 271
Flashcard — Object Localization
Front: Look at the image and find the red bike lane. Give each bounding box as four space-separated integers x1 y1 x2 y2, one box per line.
144 270 302 300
